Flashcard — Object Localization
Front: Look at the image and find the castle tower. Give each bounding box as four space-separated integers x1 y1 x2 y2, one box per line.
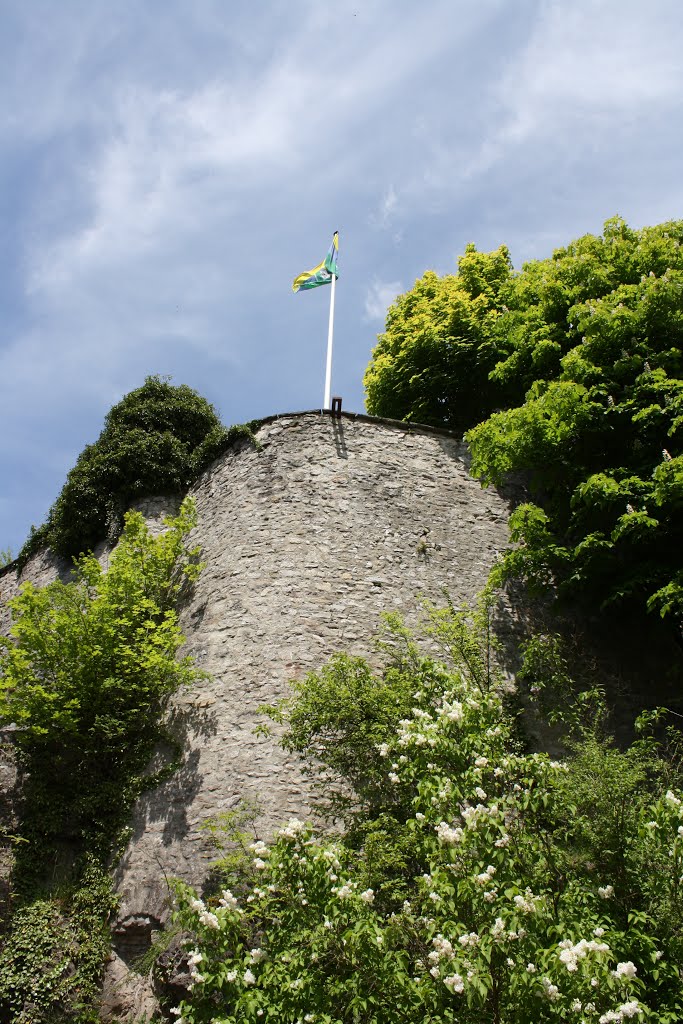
111 411 514 926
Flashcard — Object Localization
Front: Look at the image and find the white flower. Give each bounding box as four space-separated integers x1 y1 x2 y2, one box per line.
654 950 663 960
483 889 497 902
475 756 489 767
458 932 479 948
571 999 582 1012
599 1007 642 1024
278 818 306 840
189 898 205 913
219 889 239 909
542 977 560 1001
251 840 270 856
243 969 256 985
415 812 426 821
513 890 537 914
441 700 463 723
613 961 637 979
618 1001 643 1018
475 787 487 801
494 834 511 848
506 957 514 967
388 772 400 783
377 742 390 756
360 889 375 903
429 891 442 902
253 858 267 870
226 970 237 982
598 885 614 899
432 935 454 959
250 948 266 963
526 963 537 973
429 965 440 978
198 910 220 930
170 1010 182 1018
665 790 681 806
187 950 203 966
443 973 465 993
323 918 333 929
436 821 463 844
594 927 605 937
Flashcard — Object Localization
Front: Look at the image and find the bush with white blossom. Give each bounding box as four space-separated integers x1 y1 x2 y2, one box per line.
169 607 683 1023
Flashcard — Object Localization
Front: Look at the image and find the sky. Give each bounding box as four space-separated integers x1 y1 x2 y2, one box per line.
1 0 682 555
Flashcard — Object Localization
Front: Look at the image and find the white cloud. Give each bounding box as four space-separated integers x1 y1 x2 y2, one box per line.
466 1 683 178
372 184 398 227
364 279 403 323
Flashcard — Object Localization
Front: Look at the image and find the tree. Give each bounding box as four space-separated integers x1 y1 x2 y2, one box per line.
0 499 203 1023
467 218 683 626
363 244 513 432
20 375 231 560
363 217 683 628
1 497 202 860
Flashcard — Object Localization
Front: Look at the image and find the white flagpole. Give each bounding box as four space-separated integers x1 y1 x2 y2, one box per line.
323 266 336 410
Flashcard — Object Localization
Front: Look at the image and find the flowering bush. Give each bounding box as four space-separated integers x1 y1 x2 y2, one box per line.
170 610 683 1023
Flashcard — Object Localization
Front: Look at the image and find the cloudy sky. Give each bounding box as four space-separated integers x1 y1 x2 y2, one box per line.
1 0 682 555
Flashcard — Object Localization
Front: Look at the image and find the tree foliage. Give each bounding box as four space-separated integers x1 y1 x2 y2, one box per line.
363 245 513 431
19 375 236 561
170 605 683 1024
0 499 203 1022
364 217 683 627
1 497 203 866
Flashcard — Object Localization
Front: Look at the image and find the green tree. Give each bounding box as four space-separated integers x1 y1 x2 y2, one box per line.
0 499 203 1023
21 375 232 560
467 218 683 625
363 244 513 431
364 217 683 627
1 497 203 863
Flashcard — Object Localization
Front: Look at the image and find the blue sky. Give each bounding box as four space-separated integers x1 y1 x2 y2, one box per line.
1 0 682 555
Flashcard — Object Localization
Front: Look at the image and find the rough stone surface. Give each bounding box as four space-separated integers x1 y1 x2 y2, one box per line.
111 412 515 920
3 410 683 1021
99 952 160 1023
1 411 519 1017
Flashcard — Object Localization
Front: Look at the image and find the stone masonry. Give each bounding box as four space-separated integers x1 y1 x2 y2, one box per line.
0 411 515 932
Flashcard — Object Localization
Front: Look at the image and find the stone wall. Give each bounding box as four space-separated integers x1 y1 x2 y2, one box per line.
0 411 518 1013
113 411 515 922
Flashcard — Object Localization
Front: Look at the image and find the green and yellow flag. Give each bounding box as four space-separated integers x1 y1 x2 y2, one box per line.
292 232 339 292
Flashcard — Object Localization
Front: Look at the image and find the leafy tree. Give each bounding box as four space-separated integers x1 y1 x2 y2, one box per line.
364 217 683 628
170 604 683 1023
20 375 233 561
0 498 203 1023
363 244 513 431
0 497 203 865
467 218 683 625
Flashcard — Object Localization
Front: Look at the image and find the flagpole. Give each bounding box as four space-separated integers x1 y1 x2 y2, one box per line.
323 266 336 410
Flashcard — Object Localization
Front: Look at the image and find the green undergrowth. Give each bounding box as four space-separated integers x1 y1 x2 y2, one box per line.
169 598 683 1024
0 499 204 1023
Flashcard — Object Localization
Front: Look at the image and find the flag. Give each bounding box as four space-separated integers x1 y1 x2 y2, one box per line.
292 232 339 292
